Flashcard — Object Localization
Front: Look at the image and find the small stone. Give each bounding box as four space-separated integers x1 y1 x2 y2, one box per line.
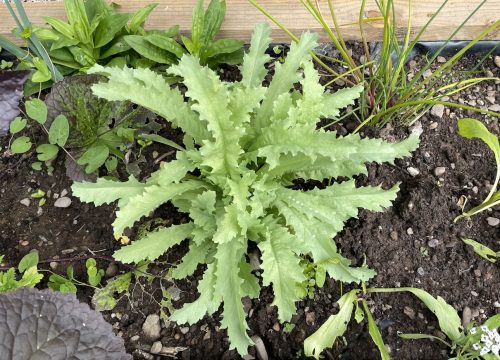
20 198 30 207
272 323 280 332
428 239 439 248
471 291 479 297
474 269 481 277
251 335 268 360
407 167 420 177
305 312 316 325
494 301 500 308
152 151 159 159
168 286 181 301
130 335 140 342
434 167 446 176
150 341 163 354
179 326 190 334
60 189 68 197
49 261 58 270
61 248 75 254
404 306 416 319
105 263 118 278
489 104 500 112
407 227 414 235
462 306 472 326
54 197 72 208
37 207 43 216
423 69 433 78
417 267 425 276
430 104 445 118
494 56 500 68
437 56 446 63
203 330 211 340
20 240 29 246
486 217 500 226
429 122 438 130
390 231 398 241
142 314 161 341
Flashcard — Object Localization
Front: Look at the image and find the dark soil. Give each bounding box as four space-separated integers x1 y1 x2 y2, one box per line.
0 52 498 360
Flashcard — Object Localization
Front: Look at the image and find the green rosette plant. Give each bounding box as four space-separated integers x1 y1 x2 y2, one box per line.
72 24 419 354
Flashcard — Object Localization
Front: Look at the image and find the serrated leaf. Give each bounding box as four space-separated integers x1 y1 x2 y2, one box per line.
26 99 48 124
241 23 272 88
171 263 221 324
171 241 211 280
11 136 32 154
259 223 305 321
304 290 357 359
114 223 193 263
48 114 70 146
72 176 146 206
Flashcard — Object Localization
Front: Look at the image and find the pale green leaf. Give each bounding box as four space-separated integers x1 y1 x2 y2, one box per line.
463 238 498 263
114 223 193 263
362 300 390 360
171 241 211 280
9 117 27 134
259 222 305 321
26 99 48 124
72 176 146 206
241 23 272 88
48 114 69 146
304 290 357 359
11 136 32 154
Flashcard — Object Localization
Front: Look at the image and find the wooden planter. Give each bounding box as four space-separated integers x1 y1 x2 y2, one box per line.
1 0 499 45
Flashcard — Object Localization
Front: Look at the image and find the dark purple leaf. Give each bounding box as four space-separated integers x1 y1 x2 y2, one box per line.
0 287 132 359
0 70 31 135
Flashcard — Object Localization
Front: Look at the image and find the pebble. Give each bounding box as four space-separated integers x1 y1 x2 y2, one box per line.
390 231 398 241
462 306 472 326
404 306 416 319
305 312 316 325
179 327 190 334
429 122 438 130
486 217 499 226
20 240 29 246
430 104 445 118
49 261 58 270
105 263 118 278
130 335 140 342
272 323 280 332
20 198 30 207
494 56 500 68
407 227 414 235
489 104 500 112
423 69 433 78
417 267 425 276
60 189 68 197
437 56 446 63
142 314 161 341
54 197 72 208
434 167 446 176
150 341 163 354
407 167 420 177
471 291 479 297
428 239 439 248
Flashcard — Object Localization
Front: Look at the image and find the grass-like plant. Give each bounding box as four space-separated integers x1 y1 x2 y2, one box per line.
250 0 500 128
72 24 419 354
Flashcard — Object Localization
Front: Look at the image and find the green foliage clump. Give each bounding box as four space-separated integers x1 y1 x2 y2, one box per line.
72 24 419 354
0 252 43 292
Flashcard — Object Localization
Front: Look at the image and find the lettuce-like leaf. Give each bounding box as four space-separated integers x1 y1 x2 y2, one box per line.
73 24 419 355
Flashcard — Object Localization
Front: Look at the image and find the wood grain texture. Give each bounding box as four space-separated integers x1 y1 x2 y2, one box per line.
0 0 498 45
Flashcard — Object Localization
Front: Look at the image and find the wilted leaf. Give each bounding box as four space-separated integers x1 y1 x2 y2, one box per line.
0 70 31 135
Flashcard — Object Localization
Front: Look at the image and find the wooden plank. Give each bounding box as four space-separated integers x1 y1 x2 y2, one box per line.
0 0 498 46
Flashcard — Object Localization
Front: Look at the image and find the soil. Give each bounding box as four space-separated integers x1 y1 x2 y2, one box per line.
0 50 499 360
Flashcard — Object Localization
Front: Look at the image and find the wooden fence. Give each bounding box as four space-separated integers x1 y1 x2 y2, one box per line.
0 0 499 44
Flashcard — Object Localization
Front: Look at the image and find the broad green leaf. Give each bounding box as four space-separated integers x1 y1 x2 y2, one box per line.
48 114 70 146
72 176 146 206
203 38 244 59
64 0 91 44
463 238 498 263
77 144 109 173
94 13 130 48
36 144 59 161
241 23 272 88
18 252 39 273
100 37 131 58
190 0 205 53
9 117 27 134
201 0 225 44
362 300 390 360
43 16 75 39
145 33 186 59
18 267 43 288
129 4 157 33
26 99 48 124
304 290 357 359
259 222 305 321
124 35 177 64
114 223 193 263
11 136 32 154
32 57 52 83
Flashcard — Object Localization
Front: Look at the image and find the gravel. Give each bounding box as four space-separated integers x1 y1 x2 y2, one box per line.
54 196 71 208
142 314 161 341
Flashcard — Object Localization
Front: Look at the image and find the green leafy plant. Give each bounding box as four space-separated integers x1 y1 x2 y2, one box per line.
250 0 500 128
304 289 390 359
72 24 419 354
370 287 500 359
180 0 244 67
0 252 43 292
36 0 179 72
0 0 63 95
455 118 499 222
463 239 498 263
48 258 105 293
